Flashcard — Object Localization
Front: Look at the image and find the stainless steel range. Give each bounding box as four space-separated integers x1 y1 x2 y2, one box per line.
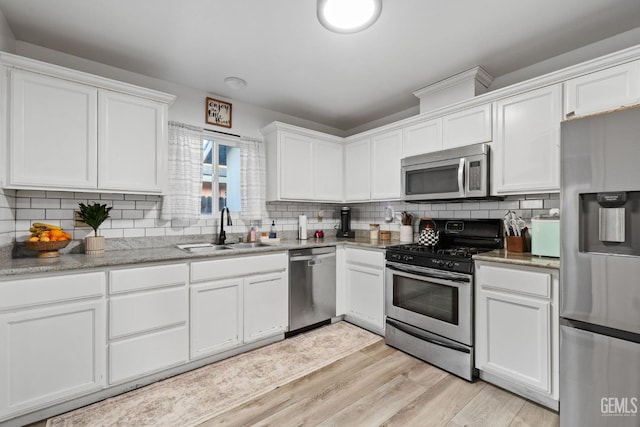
385 218 503 381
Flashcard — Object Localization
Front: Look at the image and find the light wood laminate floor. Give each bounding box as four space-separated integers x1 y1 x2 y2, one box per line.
28 341 558 427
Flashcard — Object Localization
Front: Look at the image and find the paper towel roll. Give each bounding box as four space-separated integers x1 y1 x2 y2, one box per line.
299 215 308 240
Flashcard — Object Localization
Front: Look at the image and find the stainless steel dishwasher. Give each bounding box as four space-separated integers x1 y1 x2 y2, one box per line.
288 246 336 335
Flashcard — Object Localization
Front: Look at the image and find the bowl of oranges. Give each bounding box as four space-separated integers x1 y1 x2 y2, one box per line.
24 223 73 258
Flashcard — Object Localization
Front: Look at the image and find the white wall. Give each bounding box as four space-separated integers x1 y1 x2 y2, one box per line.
14 42 348 139
0 9 16 251
489 27 640 91
0 7 15 53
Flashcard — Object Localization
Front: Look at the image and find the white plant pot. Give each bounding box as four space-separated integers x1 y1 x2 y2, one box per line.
85 235 105 255
400 225 414 243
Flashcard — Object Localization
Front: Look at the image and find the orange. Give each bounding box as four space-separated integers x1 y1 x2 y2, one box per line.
50 229 63 238
40 236 50 242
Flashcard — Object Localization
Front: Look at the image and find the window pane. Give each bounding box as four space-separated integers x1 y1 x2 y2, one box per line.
201 139 241 215
201 140 213 215
221 144 241 212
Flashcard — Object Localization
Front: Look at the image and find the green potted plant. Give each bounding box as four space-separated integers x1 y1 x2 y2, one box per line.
78 202 112 255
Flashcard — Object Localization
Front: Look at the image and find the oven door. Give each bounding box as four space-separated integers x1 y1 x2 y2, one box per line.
385 261 472 346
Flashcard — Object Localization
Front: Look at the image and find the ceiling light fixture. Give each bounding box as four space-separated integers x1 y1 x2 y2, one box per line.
224 76 247 90
317 0 382 34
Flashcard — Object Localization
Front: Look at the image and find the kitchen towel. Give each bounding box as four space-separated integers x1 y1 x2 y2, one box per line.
161 122 203 221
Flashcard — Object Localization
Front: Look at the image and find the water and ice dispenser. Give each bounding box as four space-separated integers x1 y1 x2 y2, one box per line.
579 191 640 256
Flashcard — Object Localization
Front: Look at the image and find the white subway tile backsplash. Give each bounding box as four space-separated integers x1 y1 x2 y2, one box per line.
101 229 124 238
111 219 135 229
135 201 158 210
31 198 61 209
2 190 562 253
122 210 144 219
100 193 125 200
145 228 165 237
123 228 145 238
16 190 46 198
113 200 136 210
125 194 148 201
15 197 31 209
74 192 97 199
134 219 155 228
544 199 560 209
46 209 74 220
520 199 544 209
16 209 46 220
61 198 82 209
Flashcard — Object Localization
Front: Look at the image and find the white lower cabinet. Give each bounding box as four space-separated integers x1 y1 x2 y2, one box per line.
107 263 189 385
343 248 385 335
190 253 288 359
191 278 243 358
244 272 288 342
475 261 559 409
0 272 106 421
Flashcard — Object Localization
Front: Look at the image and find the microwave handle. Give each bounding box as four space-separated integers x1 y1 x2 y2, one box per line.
458 158 465 197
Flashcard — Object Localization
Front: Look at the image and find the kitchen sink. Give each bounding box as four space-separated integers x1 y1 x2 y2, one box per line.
176 243 231 253
176 242 271 253
223 242 269 249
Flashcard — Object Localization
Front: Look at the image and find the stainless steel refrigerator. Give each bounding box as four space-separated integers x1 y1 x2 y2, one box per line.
560 106 640 427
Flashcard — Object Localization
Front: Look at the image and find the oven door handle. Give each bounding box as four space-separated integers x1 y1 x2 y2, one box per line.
386 263 470 284
386 318 471 354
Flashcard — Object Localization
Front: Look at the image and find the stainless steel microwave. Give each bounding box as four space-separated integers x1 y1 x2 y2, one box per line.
401 143 490 201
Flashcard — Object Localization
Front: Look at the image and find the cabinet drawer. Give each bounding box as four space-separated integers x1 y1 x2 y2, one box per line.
477 264 551 298
191 252 287 282
0 272 105 310
345 248 384 268
109 263 187 294
109 287 188 339
109 325 188 384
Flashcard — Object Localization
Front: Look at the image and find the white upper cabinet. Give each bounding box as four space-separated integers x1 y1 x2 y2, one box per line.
565 60 640 118
371 129 403 200
402 117 442 157
262 123 343 202
492 84 562 195
98 90 167 193
278 131 315 200
2 54 175 194
442 104 492 149
9 69 99 189
344 137 371 201
314 139 344 201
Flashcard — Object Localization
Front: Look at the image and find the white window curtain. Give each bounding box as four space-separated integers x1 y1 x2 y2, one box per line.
238 137 267 221
161 122 203 221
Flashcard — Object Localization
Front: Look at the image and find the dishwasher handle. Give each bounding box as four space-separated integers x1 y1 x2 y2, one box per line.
289 252 335 263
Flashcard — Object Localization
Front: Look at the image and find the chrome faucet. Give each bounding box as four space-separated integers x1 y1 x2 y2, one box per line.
217 206 232 245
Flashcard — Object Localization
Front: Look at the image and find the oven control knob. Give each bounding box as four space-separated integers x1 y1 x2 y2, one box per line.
446 261 455 268
435 259 444 266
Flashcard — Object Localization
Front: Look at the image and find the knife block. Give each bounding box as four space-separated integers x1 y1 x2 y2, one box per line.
506 228 529 253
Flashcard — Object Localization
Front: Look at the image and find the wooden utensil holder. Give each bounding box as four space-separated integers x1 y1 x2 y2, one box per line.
506 227 530 253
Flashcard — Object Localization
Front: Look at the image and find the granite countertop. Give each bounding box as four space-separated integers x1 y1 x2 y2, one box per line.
0 237 399 278
473 249 560 270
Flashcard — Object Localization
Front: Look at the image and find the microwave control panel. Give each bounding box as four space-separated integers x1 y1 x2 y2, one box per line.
468 161 481 191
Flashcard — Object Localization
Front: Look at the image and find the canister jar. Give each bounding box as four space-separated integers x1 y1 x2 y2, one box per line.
369 224 380 241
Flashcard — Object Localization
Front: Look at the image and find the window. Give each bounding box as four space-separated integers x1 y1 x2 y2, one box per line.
201 138 241 215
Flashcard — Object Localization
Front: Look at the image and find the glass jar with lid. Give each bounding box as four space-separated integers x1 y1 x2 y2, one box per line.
369 224 380 241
